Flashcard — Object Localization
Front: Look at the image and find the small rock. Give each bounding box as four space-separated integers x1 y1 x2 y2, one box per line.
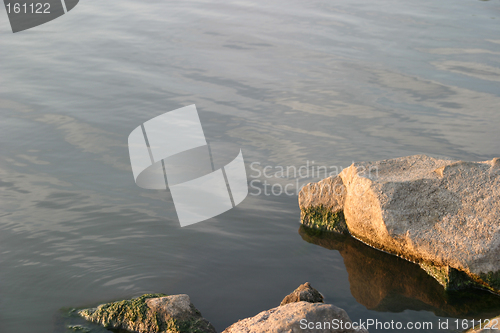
78 293 216 333
280 282 324 305
223 301 368 333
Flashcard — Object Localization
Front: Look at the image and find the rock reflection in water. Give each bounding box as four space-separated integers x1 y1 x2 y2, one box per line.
299 226 500 319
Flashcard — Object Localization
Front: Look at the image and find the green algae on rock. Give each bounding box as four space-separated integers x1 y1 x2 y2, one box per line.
78 293 216 333
299 175 348 234
300 205 348 234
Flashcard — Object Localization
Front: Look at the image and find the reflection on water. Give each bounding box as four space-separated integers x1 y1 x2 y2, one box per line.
299 225 500 319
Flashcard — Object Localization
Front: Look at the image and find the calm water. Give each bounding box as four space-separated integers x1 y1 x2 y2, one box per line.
1 1 500 332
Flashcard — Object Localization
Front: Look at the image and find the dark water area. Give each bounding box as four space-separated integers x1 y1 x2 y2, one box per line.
300 226 500 320
1 0 500 332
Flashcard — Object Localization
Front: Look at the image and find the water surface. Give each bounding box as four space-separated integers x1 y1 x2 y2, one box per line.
1 1 500 332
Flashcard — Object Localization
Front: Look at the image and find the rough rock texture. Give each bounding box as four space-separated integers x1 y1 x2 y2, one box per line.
78 293 216 333
299 155 500 293
222 301 368 333
299 225 500 319
280 282 324 306
299 176 348 233
466 315 500 332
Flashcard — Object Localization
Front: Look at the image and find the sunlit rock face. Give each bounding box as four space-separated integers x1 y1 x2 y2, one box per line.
223 299 368 333
300 155 500 293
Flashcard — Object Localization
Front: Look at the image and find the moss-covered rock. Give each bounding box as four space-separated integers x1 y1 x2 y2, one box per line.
299 176 348 234
300 205 348 234
78 294 216 333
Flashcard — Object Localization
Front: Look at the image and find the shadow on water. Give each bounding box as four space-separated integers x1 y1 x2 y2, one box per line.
299 225 500 319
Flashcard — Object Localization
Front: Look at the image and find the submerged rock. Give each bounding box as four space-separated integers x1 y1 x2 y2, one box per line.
223 283 367 333
222 301 367 333
299 155 500 293
78 293 216 333
280 282 324 306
